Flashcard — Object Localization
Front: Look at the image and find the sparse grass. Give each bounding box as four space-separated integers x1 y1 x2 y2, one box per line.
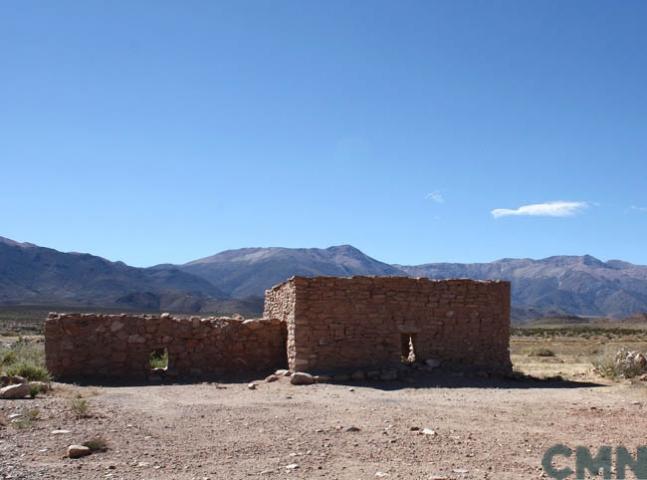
11 418 33 429
149 348 169 370
10 409 39 430
0 338 50 381
29 384 40 398
594 350 619 379
70 398 91 418
26 408 40 421
83 436 108 452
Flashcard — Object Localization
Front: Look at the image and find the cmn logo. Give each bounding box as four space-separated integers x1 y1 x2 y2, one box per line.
543 444 647 479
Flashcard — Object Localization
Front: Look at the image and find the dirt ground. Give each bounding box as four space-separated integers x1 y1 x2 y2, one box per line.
2 335 647 480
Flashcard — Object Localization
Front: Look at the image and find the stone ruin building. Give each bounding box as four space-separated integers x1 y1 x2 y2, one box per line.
45 276 511 381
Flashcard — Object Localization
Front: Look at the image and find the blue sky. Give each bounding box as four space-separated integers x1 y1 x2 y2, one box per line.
1 1 646 267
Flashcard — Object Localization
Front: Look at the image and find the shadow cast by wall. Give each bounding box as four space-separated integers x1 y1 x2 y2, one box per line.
331 370 605 391
54 369 605 390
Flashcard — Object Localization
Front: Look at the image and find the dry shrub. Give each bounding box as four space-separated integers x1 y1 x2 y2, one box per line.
594 347 647 379
527 347 556 357
83 436 108 452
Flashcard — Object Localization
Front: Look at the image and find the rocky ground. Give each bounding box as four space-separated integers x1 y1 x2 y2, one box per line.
1 369 646 480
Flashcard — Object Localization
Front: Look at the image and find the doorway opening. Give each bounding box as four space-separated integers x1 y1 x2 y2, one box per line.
149 347 169 371
400 333 417 364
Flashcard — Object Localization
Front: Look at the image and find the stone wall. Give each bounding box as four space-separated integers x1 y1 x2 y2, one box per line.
264 276 511 374
45 313 287 381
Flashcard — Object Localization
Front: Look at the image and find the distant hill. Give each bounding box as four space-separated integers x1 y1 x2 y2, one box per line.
0 236 257 315
176 245 402 299
2 235 647 320
398 255 647 318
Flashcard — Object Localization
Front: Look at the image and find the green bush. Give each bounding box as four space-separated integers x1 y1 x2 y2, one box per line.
0 339 50 382
5 361 50 382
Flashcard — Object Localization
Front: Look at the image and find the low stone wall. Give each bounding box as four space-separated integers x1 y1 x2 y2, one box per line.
45 313 287 381
265 276 511 374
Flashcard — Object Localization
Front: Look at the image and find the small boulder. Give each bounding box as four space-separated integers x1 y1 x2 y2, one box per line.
265 374 279 383
247 383 257 390
0 382 30 399
290 372 314 386
275 369 291 377
67 444 91 459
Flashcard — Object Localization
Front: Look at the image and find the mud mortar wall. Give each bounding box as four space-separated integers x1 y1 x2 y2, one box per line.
265 276 511 374
45 314 287 380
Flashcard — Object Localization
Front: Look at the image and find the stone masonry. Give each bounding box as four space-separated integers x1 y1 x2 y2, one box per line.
45 276 511 381
45 313 286 381
265 276 511 374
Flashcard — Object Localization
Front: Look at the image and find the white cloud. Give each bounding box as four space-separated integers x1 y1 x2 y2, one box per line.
491 201 589 219
425 191 445 203
631 206 647 213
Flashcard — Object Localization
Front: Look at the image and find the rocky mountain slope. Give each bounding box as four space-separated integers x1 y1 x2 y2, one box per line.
177 245 401 299
2 235 647 319
0 236 260 314
398 255 647 318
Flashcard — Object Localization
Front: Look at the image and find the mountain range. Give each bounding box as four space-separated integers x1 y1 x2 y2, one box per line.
2 235 647 321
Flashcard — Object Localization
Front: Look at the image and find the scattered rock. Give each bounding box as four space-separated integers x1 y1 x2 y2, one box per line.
247 383 257 390
67 445 92 459
375 472 389 477
290 372 314 386
410 426 420 431
345 426 361 432
421 428 437 436
285 463 299 470
348 387 355 392
265 374 279 383
313 375 332 383
0 382 30 399
275 369 291 377
52 429 71 435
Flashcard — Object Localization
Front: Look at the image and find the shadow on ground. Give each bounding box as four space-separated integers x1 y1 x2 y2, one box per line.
335 371 605 391
53 369 605 390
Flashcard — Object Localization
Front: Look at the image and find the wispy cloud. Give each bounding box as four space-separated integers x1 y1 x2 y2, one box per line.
631 206 647 213
491 201 589 219
425 191 445 204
